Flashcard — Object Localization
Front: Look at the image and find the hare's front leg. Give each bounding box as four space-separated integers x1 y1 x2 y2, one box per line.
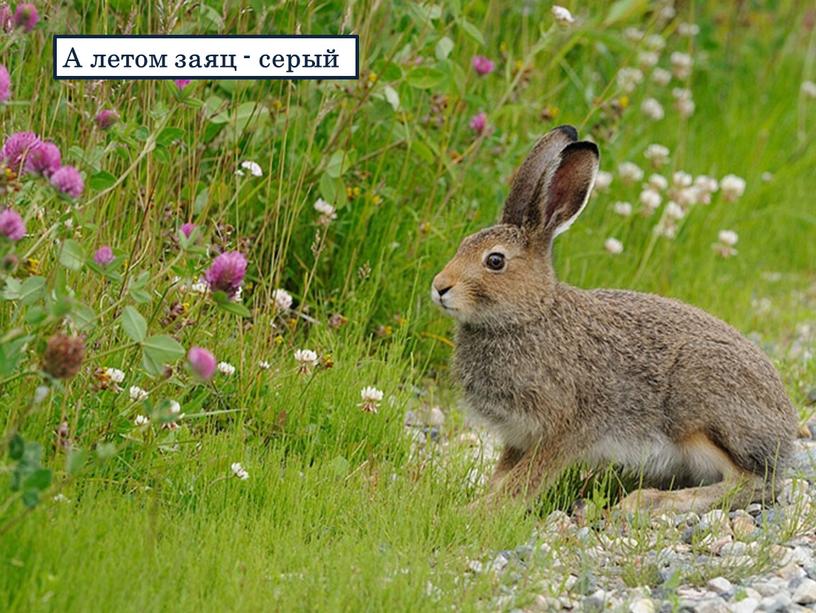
493 438 575 502
488 446 525 490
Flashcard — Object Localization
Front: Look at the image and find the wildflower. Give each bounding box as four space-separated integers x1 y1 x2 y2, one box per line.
129 386 148 401
294 348 319 374
204 251 247 298
180 222 196 239
218 361 236 376
665 201 684 220
655 219 678 239
651 67 671 86
190 281 209 295
42 334 85 380
174 79 191 90
551 5 574 25
761 172 774 182
644 34 666 52
13 3 37 32
0 5 10 31
259 360 271 370
272 288 293 310
613 201 632 217
134 415 150 426
617 67 643 93
314 198 337 225
1 131 41 172
328 313 348 329
188 346 217 381
0 64 9 102
639 188 662 214
618 162 644 184
643 143 669 168
672 171 693 188
604 238 623 255
594 170 613 192
471 55 495 76
624 27 643 42
105 367 125 383
231 462 249 480
647 174 668 191
237 160 263 177
714 230 738 257
678 22 700 37
469 112 487 135
802 81 816 99
50 165 84 198
637 51 659 69
672 88 695 118
169 400 181 414
25 141 61 176
95 109 119 130
670 52 693 80
694 175 719 198
720 174 746 202
641 98 664 121
93 245 114 266
0 207 25 240
360 386 384 413
33 385 48 403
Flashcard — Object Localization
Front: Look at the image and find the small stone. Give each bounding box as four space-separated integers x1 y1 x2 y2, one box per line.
629 597 656 613
731 597 759 613
759 593 792 612
707 577 733 596
719 541 748 556
582 589 607 612
745 503 762 516
777 561 805 582
688 597 729 612
466 560 483 574
404 410 420 427
427 406 445 427
793 577 816 604
731 515 757 540
491 554 508 572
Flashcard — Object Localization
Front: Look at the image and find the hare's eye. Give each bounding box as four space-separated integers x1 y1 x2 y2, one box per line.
485 252 506 271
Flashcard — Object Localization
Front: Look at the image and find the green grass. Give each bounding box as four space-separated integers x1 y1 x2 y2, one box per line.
1 0 816 610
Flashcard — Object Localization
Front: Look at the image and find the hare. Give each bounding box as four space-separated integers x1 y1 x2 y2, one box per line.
432 125 797 513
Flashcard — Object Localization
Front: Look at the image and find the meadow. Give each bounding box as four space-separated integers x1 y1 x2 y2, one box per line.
1 0 815 610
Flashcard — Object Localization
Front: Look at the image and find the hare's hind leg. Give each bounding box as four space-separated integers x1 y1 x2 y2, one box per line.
618 432 771 514
489 446 525 490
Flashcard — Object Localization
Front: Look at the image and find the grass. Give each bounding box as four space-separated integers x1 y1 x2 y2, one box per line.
1 0 816 610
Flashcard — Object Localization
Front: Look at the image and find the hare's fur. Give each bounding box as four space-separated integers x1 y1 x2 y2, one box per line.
433 126 797 513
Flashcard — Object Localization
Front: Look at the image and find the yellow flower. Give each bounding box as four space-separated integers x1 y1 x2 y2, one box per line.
367 71 378 84
274 334 285 345
371 194 383 206
24 257 40 275
618 95 630 109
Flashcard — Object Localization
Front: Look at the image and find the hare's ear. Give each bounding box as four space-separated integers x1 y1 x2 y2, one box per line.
532 140 599 242
501 125 578 226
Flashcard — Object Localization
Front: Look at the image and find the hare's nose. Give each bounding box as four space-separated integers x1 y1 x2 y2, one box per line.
432 277 453 296
436 285 452 296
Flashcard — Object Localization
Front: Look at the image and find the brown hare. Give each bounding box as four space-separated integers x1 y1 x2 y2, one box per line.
432 125 797 513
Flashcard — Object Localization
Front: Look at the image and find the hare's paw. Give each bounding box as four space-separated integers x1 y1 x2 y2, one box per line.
617 488 672 513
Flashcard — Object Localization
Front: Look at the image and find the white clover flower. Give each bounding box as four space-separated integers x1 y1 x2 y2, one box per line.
259 360 271 370
644 34 666 52
638 51 659 69
604 238 624 255
670 52 694 80
639 188 662 213
360 386 384 413
651 67 672 86
720 174 746 202
190 281 209 295
169 400 181 414
678 22 700 37
665 201 685 220
641 98 664 121
613 201 633 217
672 171 693 188
314 198 338 225
134 414 150 426
658 5 676 21
218 362 236 376
648 174 668 191
675 187 700 207
617 67 643 93
655 219 678 239
594 170 613 192
802 80 816 99
232 286 243 303
237 160 263 177
231 462 249 480
551 5 574 25
761 172 774 182
694 175 719 194
272 288 293 310
644 144 670 167
718 230 739 246
624 27 644 42
294 348 319 374
129 386 148 401
105 367 125 383
34 385 49 404
672 88 695 117
618 162 644 184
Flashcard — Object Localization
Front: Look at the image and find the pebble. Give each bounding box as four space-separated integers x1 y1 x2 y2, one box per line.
706 576 733 596
731 515 757 540
731 597 760 613
628 597 656 613
793 577 816 604
759 592 792 612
